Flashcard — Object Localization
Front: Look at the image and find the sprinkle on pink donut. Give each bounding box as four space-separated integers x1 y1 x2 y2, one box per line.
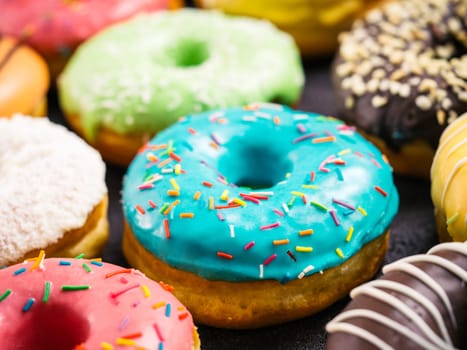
0 252 196 350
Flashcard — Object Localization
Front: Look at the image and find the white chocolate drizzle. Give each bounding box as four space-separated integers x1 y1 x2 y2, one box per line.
326 242 467 349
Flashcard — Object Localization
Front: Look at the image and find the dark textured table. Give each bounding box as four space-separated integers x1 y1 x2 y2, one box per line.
49 57 438 350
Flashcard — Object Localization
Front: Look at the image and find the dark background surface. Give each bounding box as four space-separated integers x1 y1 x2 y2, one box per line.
48 57 438 350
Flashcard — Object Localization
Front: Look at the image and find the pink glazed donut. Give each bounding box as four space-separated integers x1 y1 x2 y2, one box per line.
0 0 181 77
0 253 200 350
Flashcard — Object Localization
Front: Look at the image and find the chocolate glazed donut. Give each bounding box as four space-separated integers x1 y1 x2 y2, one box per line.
332 0 466 176
326 242 467 350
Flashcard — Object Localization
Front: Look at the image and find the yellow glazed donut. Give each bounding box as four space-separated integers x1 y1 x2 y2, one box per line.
0 35 49 117
431 112 467 242
195 0 383 56
0 116 109 266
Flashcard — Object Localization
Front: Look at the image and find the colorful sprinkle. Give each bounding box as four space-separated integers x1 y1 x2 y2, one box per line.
220 189 229 201
135 205 146 215
82 263 92 273
180 212 194 219
286 250 297 261
244 241 255 250
299 229 314 236
30 250 45 271
148 200 157 209
263 253 277 266
153 323 165 341
209 196 214 210
259 264 264 278
332 198 355 210
105 268 132 279
292 133 318 144
358 206 368 216
62 285 90 291
312 136 336 143
336 248 345 258
202 181 213 188
273 239 290 245
152 301 166 309
296 246 313 253
178 312 190 320
14 267 27 276
23 298 35 312
229 224 235 238
346 226 354 242
169 179 180 191
232 198 247 207
273 208 284 217
137 183 154 191
239 194 260 204
216 211 225 221
169 152 182 162
91 260 103 267
116 338 136 346
310 200 328 211
141 285 151 298
335 168 344 181
163 219 171 239
193 191 201 200
260 222 280 230
298 265 314 279
0 289 12 302
167 189 180 197
217 252 233 260
329 210 340 226
59 260 72 266
374 185 388 197
165 303 171 317
100 342 113 350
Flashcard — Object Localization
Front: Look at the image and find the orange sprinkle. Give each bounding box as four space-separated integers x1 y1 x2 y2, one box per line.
214 203 241 209
217 118 228 124
121 332 143 339
180 213 195 219
90 258 102 262
146 153 158 162
149 144 167 150
74 344 86 350
105 268 132 279
273 239 290 245
159 281 174 292
167 190 180 197
163 200 180 215
30 250 45 271
163 219 171 239
382 154 390 164
193 191 201 200
148 200 157 209
299 229 314 236
135 205 145 215
217 251 233 260
169 152 182 162
312 136 336 144
209 141 219 150
273 116 280 125
157 158 172 168
202 181 213 188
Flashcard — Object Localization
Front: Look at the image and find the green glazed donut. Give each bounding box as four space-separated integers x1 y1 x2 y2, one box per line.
58 9 304 165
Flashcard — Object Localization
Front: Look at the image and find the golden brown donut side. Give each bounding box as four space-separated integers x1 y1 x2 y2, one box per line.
123 220 389 329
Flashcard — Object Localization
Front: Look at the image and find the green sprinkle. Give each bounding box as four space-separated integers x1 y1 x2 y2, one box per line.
310 200 328 211
159 203 170 214
42 281 51 303
446 212 459 225
287 196 296 208
61 285 90 291
82 263 92 273
0 289 12 302
74 253 85 259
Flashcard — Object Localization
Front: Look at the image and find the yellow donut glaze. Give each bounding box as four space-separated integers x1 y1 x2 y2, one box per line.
431 113 467 242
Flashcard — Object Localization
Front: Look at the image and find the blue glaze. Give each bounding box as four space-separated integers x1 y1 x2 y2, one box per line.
122 104 399 282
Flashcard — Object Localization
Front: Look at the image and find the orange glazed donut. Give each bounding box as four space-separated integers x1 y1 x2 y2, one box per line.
0 35 49 117
0 0 181 78
0 255 200 350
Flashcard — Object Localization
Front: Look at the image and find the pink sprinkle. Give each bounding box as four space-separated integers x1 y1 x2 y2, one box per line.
330 210 340 226
310 171 316 182
337 125 356 131
153 323 165 341
217 176 228 185
296 123 307 133
260 222 280 230
354 151 364 158
324 130 333 136
332 198 355 211
240 194 260 204
148 200 157 209
137 183 154 190
244 241 255 250
110 283 140 300
145 161 159 169
263 253 277 266
120 277 129 284
273 208 284 217
371 159 382 168
216 211 225 221
319 155 335 173
301 195 307 204
292 133 318 144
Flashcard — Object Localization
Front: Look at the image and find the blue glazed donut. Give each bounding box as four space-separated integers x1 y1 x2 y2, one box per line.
122 103 399 328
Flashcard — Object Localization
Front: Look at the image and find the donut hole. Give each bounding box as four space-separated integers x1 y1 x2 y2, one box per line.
170 38 210 68
12 303 90 350
218 144 292 190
